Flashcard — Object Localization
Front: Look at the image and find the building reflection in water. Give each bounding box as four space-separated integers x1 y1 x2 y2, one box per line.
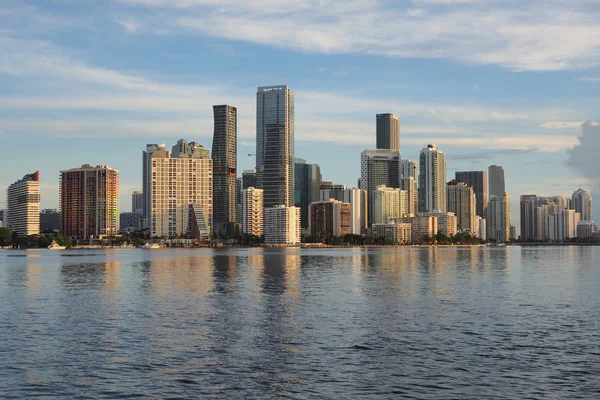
147 253 214 296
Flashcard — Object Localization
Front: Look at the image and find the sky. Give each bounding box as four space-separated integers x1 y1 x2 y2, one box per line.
0 0 599 230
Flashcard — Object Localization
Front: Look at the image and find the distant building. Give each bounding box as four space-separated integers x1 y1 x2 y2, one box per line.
320 181 333 191
60 165 119 239
0 209 7 228
143 141 212 241
577 220 598 238
319 186 366 235
264 205 300 245
478 218 487 241
372 185 409 224
7 171 40 237
371 222 411 244
399 215 438 242
419 144 446 213
488 193 510 242
399 159 418 217
40 209 60 232
294 158 321 229
241 187 264 237
510 225 517 240
455 170 488 217
376 113 400 151
420 211 457 237
120 212 143 232
488 165 505 197
132 191 143 214
242 170 257 189
360 149 400 227
256 85 294 209
212 104 238 236
308 199 351 239
447 180 477 234
572 188 592 221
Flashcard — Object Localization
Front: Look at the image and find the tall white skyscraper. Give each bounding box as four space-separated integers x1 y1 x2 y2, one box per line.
241 187 264 237
256 85 295 208
418 144 446 213
489 193 511 242
572 188 592 221
7 171 40 237
143 140 213 241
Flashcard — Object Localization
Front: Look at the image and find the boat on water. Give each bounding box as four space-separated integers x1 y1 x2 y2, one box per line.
143 243 163 249
47 240 66 250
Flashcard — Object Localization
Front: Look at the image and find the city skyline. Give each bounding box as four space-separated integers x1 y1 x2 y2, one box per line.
0 1 599 231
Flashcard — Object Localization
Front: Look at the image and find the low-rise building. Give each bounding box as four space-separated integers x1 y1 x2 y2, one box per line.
371 223 411 244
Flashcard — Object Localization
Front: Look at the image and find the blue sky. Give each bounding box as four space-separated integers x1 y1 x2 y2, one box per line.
0 0 599 227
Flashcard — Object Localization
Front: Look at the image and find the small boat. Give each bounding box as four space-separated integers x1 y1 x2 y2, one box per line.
143 243 163 249
47 240 66 250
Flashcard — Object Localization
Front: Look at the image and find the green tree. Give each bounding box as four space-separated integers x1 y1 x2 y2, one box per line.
0 227 13 246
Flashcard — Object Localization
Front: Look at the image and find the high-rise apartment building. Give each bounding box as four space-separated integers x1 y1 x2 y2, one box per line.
294 158 321 229
372 185 409 225
40 209 60 232
447 180 477 234
572 188 592 221
242 170 257 189
488 165 505 197
376 113 400 151
418 144 446 213
308 199 351 239
241 187 264 237
360 149 400 227
60 165 119 239
143 140 212 241
455 170 488 217
488 193 510 242
256 85 294 208
264 205 300 245
132 191 143 214
212 105 238 236
399 159 417 217
7 171 40 237
319 186 366 235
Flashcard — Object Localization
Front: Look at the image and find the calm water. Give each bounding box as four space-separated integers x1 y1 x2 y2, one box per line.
1 247 600 399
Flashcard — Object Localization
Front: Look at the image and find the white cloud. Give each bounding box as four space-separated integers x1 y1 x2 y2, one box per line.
117 0 600 71
539 121 583 129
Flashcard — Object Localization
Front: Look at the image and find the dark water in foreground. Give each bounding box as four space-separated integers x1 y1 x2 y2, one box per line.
1 247 600 399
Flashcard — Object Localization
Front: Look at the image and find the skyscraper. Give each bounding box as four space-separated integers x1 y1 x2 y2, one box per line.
212 104 238 236
143 143 165 228
376 113 400 151
60 165 119 239
488 165 505 197
132 191 143 214
360 149 400 227
256 85 294 207
399 159 417 217
294 158 321 229
455 170 488 217
319 186 366 235
7 171 40 237
447 180 477 234
418 144 446 213
143 140 213 241
242 170 257 189
488 193 511 242
372 185 409 224
572 188 592 221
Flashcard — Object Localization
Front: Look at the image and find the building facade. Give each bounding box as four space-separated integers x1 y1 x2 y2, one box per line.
488 165 505 197
264 205 301 245
376 113 400 151
577 220 598 238
455 170 488 217
7 171 40 237
360 149 400 227
447 180 477 234
420 211 457 237
372 185 409 224
371 223 411 244
242 170 257 189
132 191 143 214
256 85 294 208
399 159 417 217
60 165 119 239
418 144 446 213
319 186 366 235
308 199 351 239
40 209 60 232
143 140 213 241
212 105 238 236
488 193 510 242
120 212 143 232
399 216 438 242
241 187 264 237
294 158 321 229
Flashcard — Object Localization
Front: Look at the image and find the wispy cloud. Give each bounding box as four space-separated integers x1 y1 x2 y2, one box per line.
539 121 583 129
117 0 600 71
